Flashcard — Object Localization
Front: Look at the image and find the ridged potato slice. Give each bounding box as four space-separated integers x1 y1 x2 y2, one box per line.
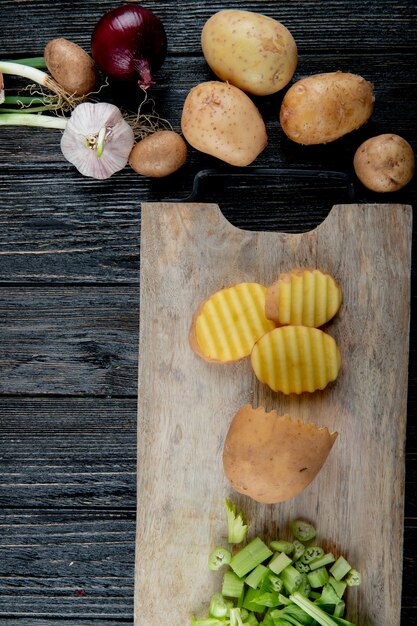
265 268 342 327
190 282 275 363
251 326 341 394
223 404 338 503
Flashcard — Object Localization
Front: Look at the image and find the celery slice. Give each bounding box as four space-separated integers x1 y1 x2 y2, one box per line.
344 569 362 587
333 601 345 618
230 537 273 577
269 552 292 575
291 520 316 542
328 577 347 598
191 619 225 626
222 571 245 598
243 612 259 626
230 607 244 626
315 582 340 606
309 553 335 571
292 540 306 561
298 573 311 598
290 592 351 626
294 560 310 574
245 564 269 589
226 499 248 544
301 546 324 564
307 566 329 588
262 573 283 594
242 587 267 613
279 565 303 594
270 540 294 554
209 592 229 618
329 557 351 581
209 547 232 571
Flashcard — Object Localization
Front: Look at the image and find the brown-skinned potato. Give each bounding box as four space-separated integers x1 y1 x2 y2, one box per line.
223 404 338 504
129 131 187 178
44 38 97 97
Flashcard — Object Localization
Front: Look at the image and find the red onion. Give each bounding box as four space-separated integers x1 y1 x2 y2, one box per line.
91 4 167 89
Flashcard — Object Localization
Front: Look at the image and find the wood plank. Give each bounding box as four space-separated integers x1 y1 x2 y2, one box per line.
1 1 416 56
135 202 411 625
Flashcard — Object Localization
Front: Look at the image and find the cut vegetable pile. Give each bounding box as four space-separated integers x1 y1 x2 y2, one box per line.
192 501 361 626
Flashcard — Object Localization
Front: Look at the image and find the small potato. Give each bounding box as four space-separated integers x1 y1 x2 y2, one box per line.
223 404 338 504
129 131 187 178
201 9 297 96
44 38 97 97
280 71 374 145
353 133 415 192
181 81 267 166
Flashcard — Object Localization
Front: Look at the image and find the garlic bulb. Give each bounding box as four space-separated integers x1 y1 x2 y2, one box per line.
60 102 135 179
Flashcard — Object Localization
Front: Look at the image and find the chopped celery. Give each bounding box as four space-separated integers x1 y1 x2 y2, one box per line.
269 552 292 575
332 617 357 626
242 588 267 613
307 566 329 588
230 607 244 626
279 565 303 594
226 499 248 544
209 592 229 618
329 557 351 581
245 564 269 589
309 553 336 571
290 592 347 626
191 619 226 626
243 613 259 626
294 560 310 574
270 540 294 555
222 571 245 598
271 604 315 626
278 593 293 606
253 591 280 608
315 582 340 606
344 569 362 587
301 546 324 564
262 612 275 626
292 540 306 561
230 538 273 577
333 601 345 618
209 547 232 570
298 573 311 598
291 520 316 543
262 573 283 594
328 577 347 598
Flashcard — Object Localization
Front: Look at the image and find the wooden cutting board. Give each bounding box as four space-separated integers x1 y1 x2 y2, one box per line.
135 202 412 626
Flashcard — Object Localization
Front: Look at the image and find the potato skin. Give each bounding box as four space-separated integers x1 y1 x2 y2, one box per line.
181 81 267 166
129 131 187 178
223 404 337 504
280 71 374 145
44 38 97 97
202 9 297 96
353 133 415 192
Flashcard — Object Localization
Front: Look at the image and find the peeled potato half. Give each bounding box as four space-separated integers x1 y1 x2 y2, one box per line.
223 404 338 504
251 326 341 394
190 282 275 363
266 268 342 327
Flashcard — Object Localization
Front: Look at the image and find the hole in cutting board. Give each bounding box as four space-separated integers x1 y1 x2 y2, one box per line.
192 176 351 233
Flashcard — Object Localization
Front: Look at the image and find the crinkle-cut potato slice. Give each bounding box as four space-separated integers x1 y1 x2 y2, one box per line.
190 282 276 363
223 404 338 504
251 326 341 394
265 268 342 327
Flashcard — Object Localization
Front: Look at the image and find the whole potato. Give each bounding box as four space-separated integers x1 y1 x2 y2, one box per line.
354 133 415 192
129 131 187 178
280 71 374 144
181 81 267 166
44 38 97 97
201 9 297 96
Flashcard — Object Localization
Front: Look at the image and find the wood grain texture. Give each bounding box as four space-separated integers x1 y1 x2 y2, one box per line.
135 202 411 626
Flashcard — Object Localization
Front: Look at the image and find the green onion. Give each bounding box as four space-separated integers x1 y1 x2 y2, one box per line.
292 540 306 561
344 569 362 587
0 105 59 114
225 499 248 544
230 538 273 577
269 552 292 575
0 113 67 129
289 592 341 626
270 540 294 555
328 577 347 598
309 553 335 570
291 520 316 543
307 566 329 588
245 564 269 589
208 547 232 571
209 592 229 618
6 57 46 69
301 546 324 564
222 571 245 598
329 557 351 581
279 565 303 594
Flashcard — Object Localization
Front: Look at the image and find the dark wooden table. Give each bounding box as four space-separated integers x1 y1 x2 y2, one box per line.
0 2 416 624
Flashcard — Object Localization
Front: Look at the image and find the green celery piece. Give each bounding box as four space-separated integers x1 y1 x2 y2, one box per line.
344 569 362 587
230 538 273 577
262 612 275 626
269 552 293 575
270 540 294 555
307 566 329 589
328 577 347 598
254 590 280 608
292 540 306 561
209 592 229 618
329 557 351 581
301 546 324 565
278 593 293 606
298 573 311 598
279 604 315 625
309 553 336 571
243 612 259 626
226 499 249 544
332 617 357 626
294 560 310 574
290 592 353 626
191 619 226 626
309 591 320 600
243 588 267 613
245 564 269 589
291 520 316 543
261 573 283 594
333 601 345 618
316 583 341 606
230 607 244 626
279 565 303 594
209 547 232 570
223 571 245 598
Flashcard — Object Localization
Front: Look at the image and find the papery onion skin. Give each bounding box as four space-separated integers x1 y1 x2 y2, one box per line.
91 4 167 89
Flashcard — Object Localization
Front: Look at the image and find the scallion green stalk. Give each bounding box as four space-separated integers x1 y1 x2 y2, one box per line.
0 61 55 89
230 538 273 577
8 56 46 69
3 95 58 105
0 113 67 129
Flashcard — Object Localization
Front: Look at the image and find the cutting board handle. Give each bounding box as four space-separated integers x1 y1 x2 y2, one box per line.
183 167 356 202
